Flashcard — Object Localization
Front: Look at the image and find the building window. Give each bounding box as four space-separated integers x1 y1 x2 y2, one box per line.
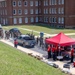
35 1 38 6
30 9 34 14
46 8 48 14
52 17 55 23
44 0 48 6
19 18 22 24
61 17 64 24
49 8 51 14
2 10 4 15
5 10 7 15
46 0 48 6
44 0 45 6
58 17 64 24
5 2 7 7
44 9 48 14
35 9 38 14
61 7 64 14
50 0 57 5
25 17 28 23
0 3 1 7
39 9 41 13
44 17 48 23
13 18 17 24
13 9 16 15
39 1 41 6
18 9 22 15
18 0 22 7
58 8 61 14
6 18 8 25
62 0 64 4
58 17 61 23
44 8 48 14
50 17 56 23
24 1 28 6
30 1 33 6
58 0 64 5
24 9 28 14
31 17 34 23
51 8 57 14
13 1 16 7
58 8 64 14
35 17 38 22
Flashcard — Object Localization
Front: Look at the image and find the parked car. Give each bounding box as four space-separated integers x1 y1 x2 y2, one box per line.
17 35 36 47
9 28 21 38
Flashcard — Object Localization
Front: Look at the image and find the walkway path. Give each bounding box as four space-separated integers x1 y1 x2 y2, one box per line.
0 39 75 75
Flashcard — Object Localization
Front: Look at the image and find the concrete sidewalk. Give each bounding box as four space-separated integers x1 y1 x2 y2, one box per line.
0 39 75 75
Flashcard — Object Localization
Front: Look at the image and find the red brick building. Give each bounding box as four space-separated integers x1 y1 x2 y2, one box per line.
0 0 75 28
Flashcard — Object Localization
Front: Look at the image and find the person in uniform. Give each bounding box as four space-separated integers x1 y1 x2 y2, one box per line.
71 47 74 63
52 45 56 61
47 45 51 59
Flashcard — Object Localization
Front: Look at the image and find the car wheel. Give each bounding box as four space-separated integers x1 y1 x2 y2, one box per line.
23 42 26 47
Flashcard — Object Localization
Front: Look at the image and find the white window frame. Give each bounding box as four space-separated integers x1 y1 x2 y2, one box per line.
18 9 22 15
35 9 38 14
13 9 16 15
35 17 38 22
35 1 38 6
30 9 34 14
25 17 28 23
30 1 33 6
31 17 34 23
24 9 28 14
24 1 28 6
18 0 22 7
19 18 22 24
13 1 16 7
13 18 17 24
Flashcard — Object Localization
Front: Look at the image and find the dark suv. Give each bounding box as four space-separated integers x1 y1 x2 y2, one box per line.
9 28 21 38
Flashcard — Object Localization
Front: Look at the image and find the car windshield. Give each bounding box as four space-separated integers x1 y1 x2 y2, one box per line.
13 28 19 31
23 36 33 40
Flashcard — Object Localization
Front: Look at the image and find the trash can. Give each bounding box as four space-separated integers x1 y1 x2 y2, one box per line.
40 32 44 38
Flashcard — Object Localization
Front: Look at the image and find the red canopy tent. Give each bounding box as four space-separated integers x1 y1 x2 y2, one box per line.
45 32 75 46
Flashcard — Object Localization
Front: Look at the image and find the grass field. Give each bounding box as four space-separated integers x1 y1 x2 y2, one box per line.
3 24 75 34
0 42 67 75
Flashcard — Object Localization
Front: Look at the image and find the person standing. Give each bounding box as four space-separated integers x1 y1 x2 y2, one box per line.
52 46 56 61
47 45 51 59
14 39 18 48
36 37 39 45
71 47 74 63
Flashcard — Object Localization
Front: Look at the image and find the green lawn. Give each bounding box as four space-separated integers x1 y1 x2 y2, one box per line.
3 24 75 35
0 42 66 75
